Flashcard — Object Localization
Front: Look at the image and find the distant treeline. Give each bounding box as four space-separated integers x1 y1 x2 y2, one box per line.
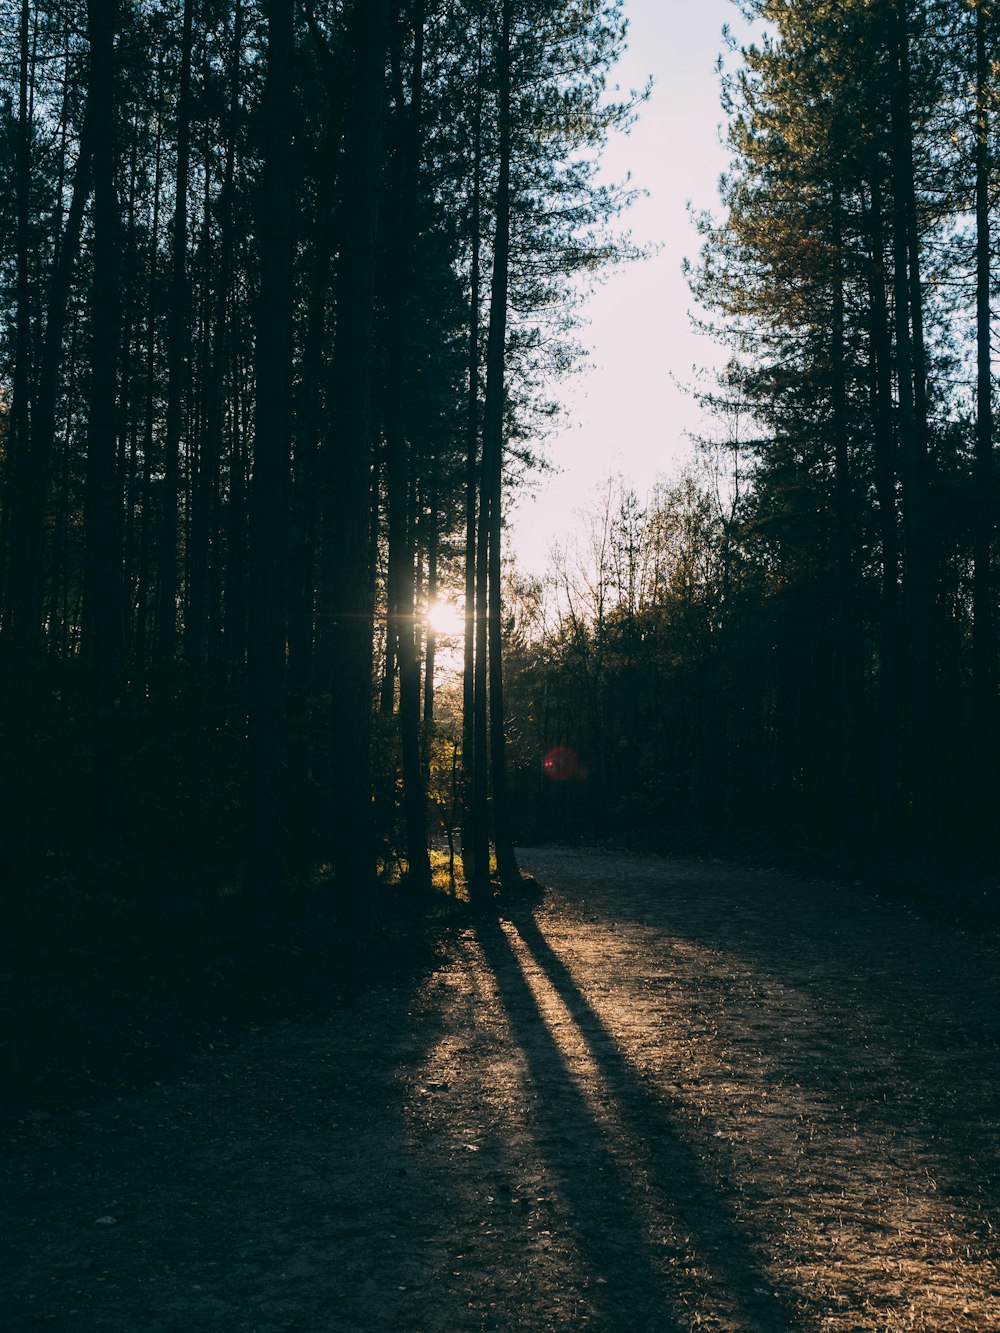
0 0 635 934
505 0 999 862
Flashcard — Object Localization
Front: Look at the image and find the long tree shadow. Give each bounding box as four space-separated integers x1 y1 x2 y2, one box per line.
530 851 1000 1189
475 906 803 1333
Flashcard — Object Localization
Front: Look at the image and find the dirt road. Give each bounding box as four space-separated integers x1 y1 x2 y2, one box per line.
3 848 999 1331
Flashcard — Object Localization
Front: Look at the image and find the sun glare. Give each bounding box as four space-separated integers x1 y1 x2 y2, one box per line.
427 597 466 639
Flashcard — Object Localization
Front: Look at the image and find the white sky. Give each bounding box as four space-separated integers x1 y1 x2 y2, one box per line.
509 0 752 577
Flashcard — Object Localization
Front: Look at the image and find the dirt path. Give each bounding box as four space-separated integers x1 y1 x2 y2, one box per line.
3 848 999 1332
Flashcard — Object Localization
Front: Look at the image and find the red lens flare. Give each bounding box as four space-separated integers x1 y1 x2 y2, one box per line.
542 746 579 782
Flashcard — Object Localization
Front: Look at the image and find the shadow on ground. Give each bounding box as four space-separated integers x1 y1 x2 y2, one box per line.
476 906 800 1331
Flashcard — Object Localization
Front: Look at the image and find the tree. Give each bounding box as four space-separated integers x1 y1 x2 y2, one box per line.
0 0 639 937
326 0 394 918
244 0 295 917
82 0 124 839
972 0 995 827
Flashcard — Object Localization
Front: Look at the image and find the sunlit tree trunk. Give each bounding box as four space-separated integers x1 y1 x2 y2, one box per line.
423 480 438 725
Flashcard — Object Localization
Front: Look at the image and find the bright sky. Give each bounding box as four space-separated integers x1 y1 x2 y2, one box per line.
509 0 751 577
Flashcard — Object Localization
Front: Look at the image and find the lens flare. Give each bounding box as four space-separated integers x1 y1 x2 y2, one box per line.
542 746 579 782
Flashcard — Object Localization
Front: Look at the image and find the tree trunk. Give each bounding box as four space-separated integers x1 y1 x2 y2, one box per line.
120 127 143 650
973 0 995 837
3 0 34 638
244 0 295 918
185 167 217 675
463 23 484 893
423 481 438 725
383 0 431 892
5 100 94 656
82 0 124 845
135 92 163 678
482 0 519 890
327 0 393 921
890 0 935 837
289 19 346 705
830 197 862 838
862 176 902 838
156 0 194 661
286 204 329 706
471 363 491 898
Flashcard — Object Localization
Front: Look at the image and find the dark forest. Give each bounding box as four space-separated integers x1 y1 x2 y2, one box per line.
2 0 1000 1045
0 0 637 928
2 3 1000 1326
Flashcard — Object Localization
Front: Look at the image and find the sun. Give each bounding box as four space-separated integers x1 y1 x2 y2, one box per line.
427 597 466 639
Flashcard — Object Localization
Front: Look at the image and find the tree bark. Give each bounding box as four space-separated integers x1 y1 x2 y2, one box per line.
156 0 194 661
463 23 485 893
187 0 243 675
973 0 995 835
482 0 519 890
244 0 295 918
82 0 124 844
830 197 862 838
471 344 491 898
288 9 347 704
890 0 934 837
862 175 902 836
327 0 393 921
383 0 431 892
6 101 95 656
423 480 438 725
134 89 163 678
3 0 34 636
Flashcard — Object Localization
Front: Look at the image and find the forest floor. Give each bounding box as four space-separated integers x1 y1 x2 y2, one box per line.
2 846 1000 1332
